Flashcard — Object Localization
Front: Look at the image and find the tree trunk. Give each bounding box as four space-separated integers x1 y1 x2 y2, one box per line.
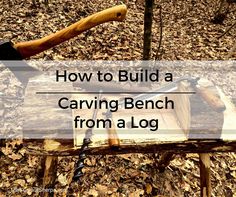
143 0 154 60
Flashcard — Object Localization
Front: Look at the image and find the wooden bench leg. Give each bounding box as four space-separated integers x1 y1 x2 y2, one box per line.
199 153 211 197
42 156 58 197
157 152 175 172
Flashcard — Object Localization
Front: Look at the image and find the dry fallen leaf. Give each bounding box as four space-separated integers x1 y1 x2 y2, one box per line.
58 174 67 186
129 188 144 197
88 189 98 197
146 183 152 194
8 153 22 161
230 171 236 179
13 179 26 186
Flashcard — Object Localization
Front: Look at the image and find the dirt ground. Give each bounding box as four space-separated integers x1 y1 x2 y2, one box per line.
0 0 236 196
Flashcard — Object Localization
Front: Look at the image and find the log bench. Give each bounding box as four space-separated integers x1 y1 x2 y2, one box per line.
21 75 236 197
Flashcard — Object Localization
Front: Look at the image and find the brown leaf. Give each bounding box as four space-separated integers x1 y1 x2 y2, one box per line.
13 179 26 186
58 174 67 186
146 183 152 194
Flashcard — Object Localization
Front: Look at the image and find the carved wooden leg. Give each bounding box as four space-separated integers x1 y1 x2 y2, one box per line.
157 152 175 173
42 156 58 197
199 153 211 197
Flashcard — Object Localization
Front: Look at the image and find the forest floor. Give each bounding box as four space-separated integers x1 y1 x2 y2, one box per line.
0 0 236 196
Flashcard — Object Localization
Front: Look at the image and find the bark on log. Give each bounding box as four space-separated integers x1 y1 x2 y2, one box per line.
24 140 236 156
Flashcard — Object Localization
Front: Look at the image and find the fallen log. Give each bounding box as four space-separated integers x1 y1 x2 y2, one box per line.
23 139 236 156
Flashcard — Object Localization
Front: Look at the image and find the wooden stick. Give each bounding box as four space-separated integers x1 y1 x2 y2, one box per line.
199 153 211 197
42 156 58 197
14 5 127 58
218 21 236 39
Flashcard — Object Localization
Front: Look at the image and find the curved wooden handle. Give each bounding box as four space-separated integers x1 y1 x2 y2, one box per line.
14 4 127 58
196 86 226 112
